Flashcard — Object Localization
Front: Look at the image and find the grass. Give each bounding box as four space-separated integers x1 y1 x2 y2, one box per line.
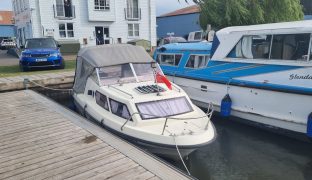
0 60 76 78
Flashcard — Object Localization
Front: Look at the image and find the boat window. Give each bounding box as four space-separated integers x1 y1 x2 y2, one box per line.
136 97 193 120
228 34 311 61
132 63 162 82
185 55 209 69
110 99 131 120
97 64 136 86
95 91 109 111
157 54 182 66
228 35 272 59
270 34 310 61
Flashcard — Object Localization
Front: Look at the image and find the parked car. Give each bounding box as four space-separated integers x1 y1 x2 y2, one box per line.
0 39 16 50
20 38 64 71
157 36 187 46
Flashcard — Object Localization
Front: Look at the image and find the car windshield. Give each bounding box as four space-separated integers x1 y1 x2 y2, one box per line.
97 63 162 86
25 39 57 49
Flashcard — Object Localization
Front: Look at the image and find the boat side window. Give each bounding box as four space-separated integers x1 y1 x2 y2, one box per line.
227 35 272 59
270 34 310 61
95 91 109 111
227 34 311 61
185 55 209 69
157 54 182 66
110 99 131 120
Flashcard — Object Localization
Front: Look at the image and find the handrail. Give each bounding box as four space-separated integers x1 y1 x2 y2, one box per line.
108 85 134 99
120 111 212 136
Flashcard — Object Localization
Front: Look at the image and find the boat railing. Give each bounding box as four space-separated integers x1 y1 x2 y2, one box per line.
108 85 134 99
121 103 214 135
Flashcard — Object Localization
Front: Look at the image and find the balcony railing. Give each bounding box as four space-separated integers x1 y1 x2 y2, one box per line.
124 8 141 21
53 4 76 19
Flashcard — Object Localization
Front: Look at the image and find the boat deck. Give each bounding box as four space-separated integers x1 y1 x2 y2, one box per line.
0 90 190 180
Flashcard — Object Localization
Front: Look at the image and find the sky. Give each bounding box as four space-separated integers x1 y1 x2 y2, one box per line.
0 0 194 16
0 0 12 10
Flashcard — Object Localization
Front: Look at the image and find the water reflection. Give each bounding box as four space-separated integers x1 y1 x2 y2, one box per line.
186 117 312 180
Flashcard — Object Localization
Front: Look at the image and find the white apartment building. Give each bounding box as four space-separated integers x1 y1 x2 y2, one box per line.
12 0 156 48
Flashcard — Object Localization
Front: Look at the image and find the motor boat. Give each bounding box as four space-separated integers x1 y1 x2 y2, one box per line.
73 44 216 159
154 20 312 139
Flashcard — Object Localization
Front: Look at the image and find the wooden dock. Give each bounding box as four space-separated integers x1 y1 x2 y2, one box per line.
0 71 74 92
0 90 191 180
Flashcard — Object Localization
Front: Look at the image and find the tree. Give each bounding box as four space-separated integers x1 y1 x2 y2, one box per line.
196 0 304 29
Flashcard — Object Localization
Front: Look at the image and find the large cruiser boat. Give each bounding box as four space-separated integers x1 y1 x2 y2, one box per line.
72 44 216 159
154 20 312 139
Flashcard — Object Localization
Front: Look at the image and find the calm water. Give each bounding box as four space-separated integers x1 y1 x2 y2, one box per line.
38 89 312 180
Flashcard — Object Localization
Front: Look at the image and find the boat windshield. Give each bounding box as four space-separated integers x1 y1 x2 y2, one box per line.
97 63 162 86
136 97 193 120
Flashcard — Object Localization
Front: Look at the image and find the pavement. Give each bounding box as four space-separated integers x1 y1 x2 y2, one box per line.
0 50 19 66
0 50 77 67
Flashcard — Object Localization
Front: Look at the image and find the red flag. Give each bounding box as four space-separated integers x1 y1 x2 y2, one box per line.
156 72 172 90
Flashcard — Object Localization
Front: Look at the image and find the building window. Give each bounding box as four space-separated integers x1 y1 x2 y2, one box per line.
95 91 109 111
126 0 140 20
186 55 209 69
94 0 110 10
157 54 182 66
59 23 74 38
110 99 131 120
128 24 139 37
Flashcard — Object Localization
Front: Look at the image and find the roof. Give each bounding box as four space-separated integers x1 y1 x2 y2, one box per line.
78 44 153 67
159 42 212 51
217 20 312 35
0 11 13 25
159 5 200 17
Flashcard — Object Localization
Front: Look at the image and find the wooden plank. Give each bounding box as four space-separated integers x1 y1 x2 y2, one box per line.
129 171 157 180
0 126 85 153
7 148 117 180
87 161 140 180
0 141 105 174
27 151 122 180
0 131 91 164
65 157 135 180
42 153 125 180
106 166 148 180
0 145 114 179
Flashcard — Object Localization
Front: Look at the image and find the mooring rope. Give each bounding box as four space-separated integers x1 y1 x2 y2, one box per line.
173 135 191 176
25 79 73 92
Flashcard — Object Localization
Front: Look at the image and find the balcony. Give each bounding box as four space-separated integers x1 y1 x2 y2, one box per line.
53 4 76 19
124 8 141 21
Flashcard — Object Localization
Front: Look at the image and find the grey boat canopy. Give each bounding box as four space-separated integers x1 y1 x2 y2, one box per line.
73 44 154 93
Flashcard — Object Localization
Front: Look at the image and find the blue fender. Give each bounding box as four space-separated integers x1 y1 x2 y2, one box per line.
307 112 312 138
220 94 232 117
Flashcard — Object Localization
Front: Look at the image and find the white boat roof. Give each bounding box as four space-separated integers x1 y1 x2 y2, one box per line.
213 20 312 59
217 20 312 35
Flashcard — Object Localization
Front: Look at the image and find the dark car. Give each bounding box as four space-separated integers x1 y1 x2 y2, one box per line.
19 38 64 71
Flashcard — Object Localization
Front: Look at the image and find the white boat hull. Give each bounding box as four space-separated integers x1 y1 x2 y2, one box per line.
168 75 310 135
73 96 216 160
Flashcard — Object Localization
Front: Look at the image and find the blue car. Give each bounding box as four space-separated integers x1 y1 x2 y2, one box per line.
20 38 64 71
